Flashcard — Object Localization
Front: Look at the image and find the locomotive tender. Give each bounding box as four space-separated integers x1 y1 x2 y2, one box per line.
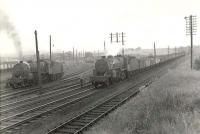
7 59 64 88
90 52 185 88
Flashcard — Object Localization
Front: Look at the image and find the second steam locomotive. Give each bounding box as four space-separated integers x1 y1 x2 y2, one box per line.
7 59 64 88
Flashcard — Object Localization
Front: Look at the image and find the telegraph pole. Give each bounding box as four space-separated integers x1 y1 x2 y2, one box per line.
63 51 65 62
73 47 74 62
168 46 170 57
76 49 78 61
185 15 197 70
154 42 156 60
110 32 126 56
175 47 176 56
110 33 113 43
116 32 119 43
34 30 41 87
121 32 125 56
104 41 106 54
50 35 52 63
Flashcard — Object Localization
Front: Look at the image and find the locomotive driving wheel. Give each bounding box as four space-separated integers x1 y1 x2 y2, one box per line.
94 82 98 88
120 71 126 80
20 81 25 87
13 83 18 89
92 82 98 88
105 79 110 87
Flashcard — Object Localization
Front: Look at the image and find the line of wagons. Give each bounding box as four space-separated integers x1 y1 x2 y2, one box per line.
6 59 64 88
90 52 185 88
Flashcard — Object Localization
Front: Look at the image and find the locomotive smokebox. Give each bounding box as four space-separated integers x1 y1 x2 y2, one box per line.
95 59 109 76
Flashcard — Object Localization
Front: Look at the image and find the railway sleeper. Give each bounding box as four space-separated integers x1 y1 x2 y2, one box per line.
7 119 22 122
101 104 115 108
81 114 97 118
2 130 15 134
70 121 86 126
35 110 48 114
93 107 109 111
57 128 76 133
0 124 9 129
90 110 105 113
89 110 104 114
15 115 29 121
53 132 70 134
62 124 81 130
84 112 102 116
1 121 16 126
89 110 107 114
97 106 111 110
80 116 95 121
10 126 20 130
17 122 28 126
4 120 19 124
77 119 92 124
109 100 121 103
72 119 91 124
40 114 51 119
105 102 119 106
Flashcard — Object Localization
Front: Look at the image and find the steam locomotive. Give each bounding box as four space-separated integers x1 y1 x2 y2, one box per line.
90 52 185 88
7 59 64 88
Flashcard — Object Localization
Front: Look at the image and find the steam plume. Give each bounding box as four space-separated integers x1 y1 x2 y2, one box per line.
0 10 22 59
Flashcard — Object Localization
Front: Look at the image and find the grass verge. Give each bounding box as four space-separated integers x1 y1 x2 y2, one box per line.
85 60 200 134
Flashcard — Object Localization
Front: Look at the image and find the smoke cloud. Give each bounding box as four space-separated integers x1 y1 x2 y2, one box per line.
0 10 22 59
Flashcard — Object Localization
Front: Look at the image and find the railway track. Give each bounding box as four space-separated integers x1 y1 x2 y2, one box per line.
0 67 92 103
0 57 185 134
0 82 90 114
47 78 152 134
0 67 93 133
47 57 184 134
0 76 80 103
0 65 93 95
0 84 96 133
1 66 91 93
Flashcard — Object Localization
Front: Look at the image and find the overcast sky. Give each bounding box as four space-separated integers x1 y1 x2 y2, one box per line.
0 0 200 57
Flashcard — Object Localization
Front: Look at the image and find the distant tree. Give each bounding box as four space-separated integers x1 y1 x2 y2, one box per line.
65 51 72 58
148 54 153 58
135 47 141 50
85 52 93 57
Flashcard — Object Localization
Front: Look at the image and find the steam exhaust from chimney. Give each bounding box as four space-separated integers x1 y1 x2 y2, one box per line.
0 10 22 59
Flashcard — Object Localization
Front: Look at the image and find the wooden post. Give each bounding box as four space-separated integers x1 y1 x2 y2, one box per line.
73 47 74 62
63 51 65 62
154 42 156 60
34 30 41 86
168 46 169 57
50 35 52 63
190 15 193 70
